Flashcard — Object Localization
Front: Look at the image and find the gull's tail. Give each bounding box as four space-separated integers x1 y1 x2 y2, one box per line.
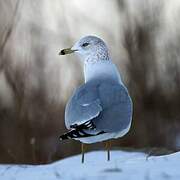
59 129 92 141
59 121 104 141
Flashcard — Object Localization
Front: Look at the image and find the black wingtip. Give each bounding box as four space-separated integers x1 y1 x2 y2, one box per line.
59 133 69 141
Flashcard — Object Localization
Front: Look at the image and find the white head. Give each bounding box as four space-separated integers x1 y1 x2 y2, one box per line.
59 35 110 63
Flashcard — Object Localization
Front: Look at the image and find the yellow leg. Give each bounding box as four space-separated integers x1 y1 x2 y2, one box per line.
105 141 111 161
81 143 85 163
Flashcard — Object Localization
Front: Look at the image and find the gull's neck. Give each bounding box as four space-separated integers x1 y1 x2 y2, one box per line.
85 53 109 63
84 60 122 84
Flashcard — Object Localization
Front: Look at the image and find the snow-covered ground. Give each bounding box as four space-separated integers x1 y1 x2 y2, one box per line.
0 150 180 180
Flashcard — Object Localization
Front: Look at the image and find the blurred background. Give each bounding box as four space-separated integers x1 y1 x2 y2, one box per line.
0 0 180 164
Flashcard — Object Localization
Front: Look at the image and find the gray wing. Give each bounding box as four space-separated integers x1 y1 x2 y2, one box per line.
93 82 133 133
65 82 102 129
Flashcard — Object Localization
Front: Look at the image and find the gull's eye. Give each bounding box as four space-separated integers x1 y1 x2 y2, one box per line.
82 42 90 47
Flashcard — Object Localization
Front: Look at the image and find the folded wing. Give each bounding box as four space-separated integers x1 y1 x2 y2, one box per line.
65 79 132 133
65 81 102 129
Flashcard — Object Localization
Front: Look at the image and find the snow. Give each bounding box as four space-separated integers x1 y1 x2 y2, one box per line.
0 150 180 180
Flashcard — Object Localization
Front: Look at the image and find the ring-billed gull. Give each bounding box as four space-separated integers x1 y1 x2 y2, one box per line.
59 35 133 163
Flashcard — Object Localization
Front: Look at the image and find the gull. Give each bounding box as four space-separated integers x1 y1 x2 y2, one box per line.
59 35 133 163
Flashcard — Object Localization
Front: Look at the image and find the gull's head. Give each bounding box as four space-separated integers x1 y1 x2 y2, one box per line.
59 35 110 62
